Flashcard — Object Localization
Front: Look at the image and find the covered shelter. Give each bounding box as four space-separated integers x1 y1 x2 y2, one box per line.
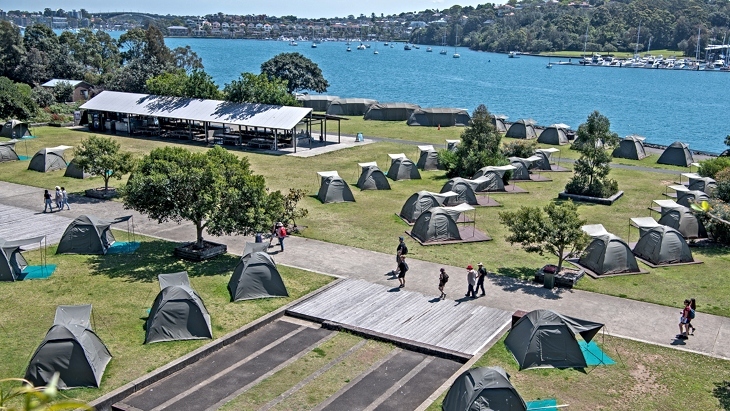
416 145 439 171
687 176 716 194
509 156 541 180
387 157 421 181
28 146 71 172
56 215 116 255
145 271 213 344
505 309 604 370
228 252 288 302
676 190 710 207
658 205 707 239
633 226 694 265
537 124 569 145
25 305 112 389
442 366 526 411
612 135 648 160
64 158 90 179
0 120 31 138
363 102 420 121
326 98 378 116
317 175 355 203
505 119 537 139
399 190 456 223
491 114 508 133
407 108 471 127
657 141 693 167
356 162 390 190
0 140 20 162
534 148 560 171
578 225 640 276
296 94 339 111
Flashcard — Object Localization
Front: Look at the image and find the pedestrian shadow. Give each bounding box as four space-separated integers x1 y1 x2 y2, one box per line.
712 380 730 409
387 287 401 292
670 337 687 346
428 297 443 303
488 267 569 300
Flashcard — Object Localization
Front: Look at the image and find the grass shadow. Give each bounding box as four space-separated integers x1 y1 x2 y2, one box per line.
712 380 730 410
88 239 240 282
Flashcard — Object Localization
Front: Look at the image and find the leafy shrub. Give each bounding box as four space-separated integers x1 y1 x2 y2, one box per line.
697 200 730 245
565 174 619 198
715 168 730 203
31 86 54 108
698 157 730 178
502 140 538 158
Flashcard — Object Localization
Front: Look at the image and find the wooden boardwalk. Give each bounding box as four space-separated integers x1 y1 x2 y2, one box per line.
287 279 512 358
0 204 72 249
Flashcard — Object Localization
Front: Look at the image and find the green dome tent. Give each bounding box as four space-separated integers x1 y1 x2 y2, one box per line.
145 272 213 344
228 252 288 302
56 215 116 255
317 175 355 203
411 207 465 243
356 163 390 190
442 366 526 411
399 191 453 223
633 226 694 265
676 190 710 208
28 146 71 172
579 233 640 275
0 237 37 281
416 145 440 171
387 157 421 181
687 176 716 194
440 177 482 206
658 205 707 239
0 141 20 162
612 135 648 160
537 124 569 145
64 158 91 179
505 119 537 139
657 141 693 167
0 120 31 138
491 114 508 133
407 108 470 127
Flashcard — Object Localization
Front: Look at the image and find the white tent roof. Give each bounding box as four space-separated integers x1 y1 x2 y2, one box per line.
432 190 458 198
690 162 701 168
624 134 646 141
548 123 570 129
317 171 339 178
418 145 435 151
681 172 702 180
46 145 73 154
485 165 517 171
536 148 560 154
81 91 312 131
524 155 542 163
445 203 475 212
445 139 460 144
357 161 378 168
667 184 690 192
653 199 681 209
388 153 407 160
630 217 660 229
581 224 610 237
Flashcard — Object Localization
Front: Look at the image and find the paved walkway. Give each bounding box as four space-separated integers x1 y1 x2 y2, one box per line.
2 180 729 360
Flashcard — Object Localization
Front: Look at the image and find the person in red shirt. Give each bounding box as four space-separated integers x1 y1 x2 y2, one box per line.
275 222 287 252
678 299 691 339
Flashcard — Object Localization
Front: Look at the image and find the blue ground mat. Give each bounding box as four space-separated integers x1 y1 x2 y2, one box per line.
107 241 141 254
579 340 616 366
17 264 56 280
527 398 557 410
17 155 29 161
21 135 36 139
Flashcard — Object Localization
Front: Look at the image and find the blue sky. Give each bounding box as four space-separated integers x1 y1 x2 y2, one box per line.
4 1 491 18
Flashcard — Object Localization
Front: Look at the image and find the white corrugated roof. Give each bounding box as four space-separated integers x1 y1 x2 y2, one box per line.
80 91 312 130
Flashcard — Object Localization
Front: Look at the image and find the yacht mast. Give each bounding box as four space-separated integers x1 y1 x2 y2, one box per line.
634 21 641 58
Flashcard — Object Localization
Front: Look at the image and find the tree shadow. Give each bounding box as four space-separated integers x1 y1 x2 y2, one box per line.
712 380 730 410
490 267 569 300
87 239 239 282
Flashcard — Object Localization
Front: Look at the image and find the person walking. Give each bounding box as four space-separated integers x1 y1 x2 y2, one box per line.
394 236 408 273
466 265 477 298
438 268 449 299
397 255 408 288
476 262 487 297
677 299 692 339
43 189 53 213
60 187 70 210
54 186 62 210
275 222 287 252
687 298 697 335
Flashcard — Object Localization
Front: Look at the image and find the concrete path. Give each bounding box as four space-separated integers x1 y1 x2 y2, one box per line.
2 180 729 360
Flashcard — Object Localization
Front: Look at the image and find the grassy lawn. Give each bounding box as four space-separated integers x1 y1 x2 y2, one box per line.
0 230 333 402
2 127 729 317
427 335 730 411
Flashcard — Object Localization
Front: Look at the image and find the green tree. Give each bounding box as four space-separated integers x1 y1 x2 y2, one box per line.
260 52 329 94
73 136 135 191
566 111 620 198
0 21 24 80
438 104 506 178
499 201 589 273
52 80 74 103
146 69 221 99
0 76 37 120
171 45 204 72
123 146 282 249
223 72 299 106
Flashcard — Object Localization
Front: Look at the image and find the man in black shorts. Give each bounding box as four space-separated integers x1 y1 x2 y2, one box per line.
397 255 408 288
476 262 487 297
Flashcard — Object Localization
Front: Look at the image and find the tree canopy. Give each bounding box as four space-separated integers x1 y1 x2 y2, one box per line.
73 135 135 191
146 69 222 100
261 52 329 94
123 146 284 248
223 72 299 106
566 111 620 198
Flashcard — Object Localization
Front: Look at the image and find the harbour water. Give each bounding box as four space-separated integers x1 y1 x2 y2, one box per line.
158 38 730 153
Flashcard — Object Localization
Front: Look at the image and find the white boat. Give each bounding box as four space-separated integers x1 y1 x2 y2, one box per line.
289 40 298 46
404 44 412 50
440 34 447 55
426 47 433 52
357 43 366 50
453 31 461 58
346 47 351 52
508 51 520 58
365 44 371 48
311 43 317 48
374 50 379 55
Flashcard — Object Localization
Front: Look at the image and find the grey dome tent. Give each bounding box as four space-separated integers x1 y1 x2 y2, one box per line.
229 252 288 302
242 241 269 259
676 190 710 207
579 233 640 275
296 94 339 111
416 145 440 171
387 157 421 181
363 102 420 121
64 158 90 179
509 157 538 180
472 165 516 191
440 178 481 206
657 141 693 166
356 163 390 190
505 309 604 370
56 215 115 255
25 305 112 389
633 226 694 265
442 366 526 411
505 119 537 139
317 176 355 203
28 146 71 172
407 108 471 127
612 135 648 160
491 114 508 133
658 205 707 239
533 148 560 171
145 272 213 344
688 176 716 194
0 141 20 162
537 124 569 145
0 119 31 138
326 98 378 116
446 139 460 152
399 191 453 223
411 207 463 243
0 237 42 281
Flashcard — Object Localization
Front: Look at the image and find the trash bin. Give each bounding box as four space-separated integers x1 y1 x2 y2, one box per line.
355 132 364 142
543 272 555 289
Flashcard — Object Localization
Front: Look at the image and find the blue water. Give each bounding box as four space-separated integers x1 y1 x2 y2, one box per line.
154 38 727 153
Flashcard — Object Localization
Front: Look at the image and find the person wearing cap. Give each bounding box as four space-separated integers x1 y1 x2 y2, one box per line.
394 236 408 274
275 222 287 252
438 268 449 299
476 263 488 297
466 265 477 298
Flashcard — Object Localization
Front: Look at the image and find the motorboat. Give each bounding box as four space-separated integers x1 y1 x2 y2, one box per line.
374 50 379 55
508 51 520 58
440 49 447 55
365 44 371 48
289 40 298 46
404 44 412 50
426 47 432 52
357 43 366 50
346 47 351 52
311 42 317 48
